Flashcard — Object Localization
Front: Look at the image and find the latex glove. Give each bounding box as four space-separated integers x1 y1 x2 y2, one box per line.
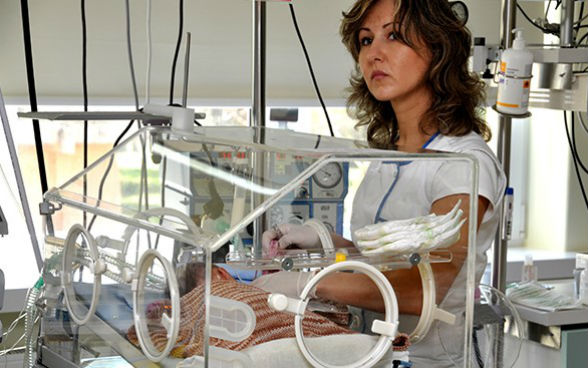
250 270 317 299
262 223 321 257
354 200 465 256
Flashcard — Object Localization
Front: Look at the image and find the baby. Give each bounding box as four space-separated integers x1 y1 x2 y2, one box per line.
127 263 355 358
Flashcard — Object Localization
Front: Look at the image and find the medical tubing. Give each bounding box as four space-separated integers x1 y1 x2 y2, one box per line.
288 4 334 137
303 219 334 250
154 156 168 249
88 120 135 231
81 0 89 228
564 112 588 213
295 261 398 368
125 0 140 111
23 277 43 368
169 0 184 105
145 0 153 105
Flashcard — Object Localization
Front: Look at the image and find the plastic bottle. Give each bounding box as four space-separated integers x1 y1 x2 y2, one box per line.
521 254 538 283
496 28 534 115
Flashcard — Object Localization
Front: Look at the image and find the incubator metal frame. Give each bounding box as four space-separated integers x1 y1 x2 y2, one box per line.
38 126 480 368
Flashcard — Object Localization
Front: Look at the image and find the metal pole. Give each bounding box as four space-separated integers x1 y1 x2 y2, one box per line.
182 32 191 108
251 0 267 258
493 0 516 302
492 2 516 368
252 0 266 130
560 0 575 47
0 89 44 271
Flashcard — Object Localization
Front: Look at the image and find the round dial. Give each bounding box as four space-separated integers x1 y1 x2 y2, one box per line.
312 162 343 189
449 1 468 26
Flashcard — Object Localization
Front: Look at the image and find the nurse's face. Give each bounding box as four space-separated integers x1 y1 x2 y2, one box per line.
357 0 431 104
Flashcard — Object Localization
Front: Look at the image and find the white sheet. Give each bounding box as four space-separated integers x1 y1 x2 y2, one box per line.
244 334 408 367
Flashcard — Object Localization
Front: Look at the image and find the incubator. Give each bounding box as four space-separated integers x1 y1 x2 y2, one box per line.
39 126 480 368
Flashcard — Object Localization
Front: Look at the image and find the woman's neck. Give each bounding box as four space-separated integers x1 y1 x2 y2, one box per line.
391 90 435 149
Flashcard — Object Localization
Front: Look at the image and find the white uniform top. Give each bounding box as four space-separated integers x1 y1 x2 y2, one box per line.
351 132 506 367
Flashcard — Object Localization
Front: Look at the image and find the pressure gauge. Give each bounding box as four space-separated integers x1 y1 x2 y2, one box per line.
449 1 468 26
312 163 342 189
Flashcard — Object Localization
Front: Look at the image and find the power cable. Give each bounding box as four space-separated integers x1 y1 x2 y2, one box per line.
81 0 89 228
87 120 135 231
288 3 334 137
570 113 588 174
578 112 588 135
564 112 588 214
516 4 550 33
19 0 49 197
545 0 552 19
169 0 184 105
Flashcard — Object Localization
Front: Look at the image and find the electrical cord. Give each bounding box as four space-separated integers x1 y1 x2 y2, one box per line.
570 112 588 174
564 112 588 214
169 0 184 105
544 0 552 19
87 120 135 231
288 3 334 137
81 0 89 228
578 112 588 135
516 4 550 33
19 0 50 197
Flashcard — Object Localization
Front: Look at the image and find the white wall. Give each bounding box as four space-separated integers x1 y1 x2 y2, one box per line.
0 0 503 105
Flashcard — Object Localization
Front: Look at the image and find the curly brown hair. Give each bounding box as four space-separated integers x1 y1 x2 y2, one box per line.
340 0 490 149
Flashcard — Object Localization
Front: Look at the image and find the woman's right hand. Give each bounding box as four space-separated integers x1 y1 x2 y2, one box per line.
262 223 321 256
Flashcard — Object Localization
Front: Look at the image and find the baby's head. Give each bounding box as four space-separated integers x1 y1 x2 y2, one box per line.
175 262 235 296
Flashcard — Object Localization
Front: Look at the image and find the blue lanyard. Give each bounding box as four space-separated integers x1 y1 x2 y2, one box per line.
373 132 440 223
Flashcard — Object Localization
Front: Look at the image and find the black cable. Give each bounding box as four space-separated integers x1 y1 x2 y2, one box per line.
314 134 321 149
516 4 550 33
472 329 484 368
88 120 136 231
169 0 184 105
544 0 552 19
564 112 588 214
19 1 49 196
575 3 585 37
288 3 334 137
570 112 588 174
81 0 89 227
577 32 588 46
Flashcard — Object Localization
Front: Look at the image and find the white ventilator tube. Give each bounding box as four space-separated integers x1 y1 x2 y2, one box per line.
268 261 399 368
61 224 106 326
132 250 180 362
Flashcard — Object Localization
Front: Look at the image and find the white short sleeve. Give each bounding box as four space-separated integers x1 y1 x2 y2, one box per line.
430 148 505 223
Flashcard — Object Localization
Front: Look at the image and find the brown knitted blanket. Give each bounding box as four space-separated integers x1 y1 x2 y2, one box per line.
127 280 355 358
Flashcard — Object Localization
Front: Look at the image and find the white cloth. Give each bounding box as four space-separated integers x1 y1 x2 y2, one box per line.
351 132 506 367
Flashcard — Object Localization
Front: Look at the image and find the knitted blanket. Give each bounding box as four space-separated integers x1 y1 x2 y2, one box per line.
127 280 355 358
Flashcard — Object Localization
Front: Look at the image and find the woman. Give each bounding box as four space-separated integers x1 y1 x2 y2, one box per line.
256 0 506 365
